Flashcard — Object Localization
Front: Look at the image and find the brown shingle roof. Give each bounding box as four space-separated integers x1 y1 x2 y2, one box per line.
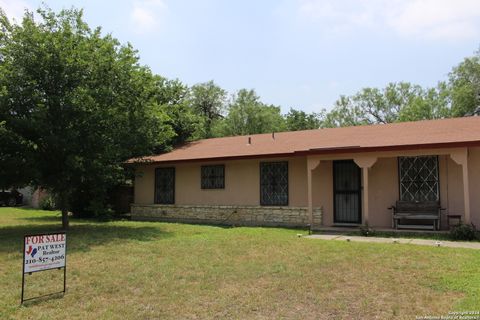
132 116 480 163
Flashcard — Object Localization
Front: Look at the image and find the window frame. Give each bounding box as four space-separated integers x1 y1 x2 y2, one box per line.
398 156 439 202
260 161 289 206
200 164 225 189
154 167 175 204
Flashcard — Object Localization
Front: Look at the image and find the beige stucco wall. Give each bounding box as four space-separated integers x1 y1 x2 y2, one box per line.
440 155 465 222
134 157 308 207
134 146 480 228
468 147 480 227
311 161 333 226
367 157 399 228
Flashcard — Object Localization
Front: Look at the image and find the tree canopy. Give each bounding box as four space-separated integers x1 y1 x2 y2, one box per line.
0 8 167 226
449 49 480 117
189 81 227 139
151 77 200 151
322 82 451 127
216 89 285 136
285 108 324 131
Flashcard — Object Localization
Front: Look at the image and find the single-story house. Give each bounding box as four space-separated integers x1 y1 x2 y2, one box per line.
130 116 480 231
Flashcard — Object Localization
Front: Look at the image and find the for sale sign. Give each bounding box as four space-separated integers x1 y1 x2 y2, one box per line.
23 233 66 273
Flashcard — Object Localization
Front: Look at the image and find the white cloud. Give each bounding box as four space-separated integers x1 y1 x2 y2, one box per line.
295 0 480 41
298 0 376 29
0 0 30 22
130 0 168 35
388 0 480 40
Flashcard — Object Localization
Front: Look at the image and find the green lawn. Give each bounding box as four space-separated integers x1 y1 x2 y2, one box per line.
1 208 479 319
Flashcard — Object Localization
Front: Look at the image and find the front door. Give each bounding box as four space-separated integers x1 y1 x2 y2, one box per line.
333 160 361 224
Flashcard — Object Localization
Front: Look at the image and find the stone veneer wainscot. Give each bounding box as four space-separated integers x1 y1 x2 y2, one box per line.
131 204 322 227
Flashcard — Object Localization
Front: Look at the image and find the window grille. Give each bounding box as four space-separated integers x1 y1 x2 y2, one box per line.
201 165 225 189
260 162 288 206
155 167 175 204
399 156 439 201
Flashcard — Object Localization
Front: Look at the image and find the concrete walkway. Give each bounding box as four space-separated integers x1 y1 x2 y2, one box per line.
305 234 480 250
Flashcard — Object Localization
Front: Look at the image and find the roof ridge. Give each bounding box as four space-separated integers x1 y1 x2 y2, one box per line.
188 116 477 144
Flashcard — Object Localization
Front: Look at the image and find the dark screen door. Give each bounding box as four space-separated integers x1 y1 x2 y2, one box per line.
333 160 361 224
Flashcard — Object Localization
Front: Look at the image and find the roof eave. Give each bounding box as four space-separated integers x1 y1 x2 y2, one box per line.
128 140 480 166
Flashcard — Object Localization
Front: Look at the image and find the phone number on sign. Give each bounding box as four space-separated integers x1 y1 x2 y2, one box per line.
25 255 65 265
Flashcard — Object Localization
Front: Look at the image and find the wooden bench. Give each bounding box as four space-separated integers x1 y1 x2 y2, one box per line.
389 201 443 230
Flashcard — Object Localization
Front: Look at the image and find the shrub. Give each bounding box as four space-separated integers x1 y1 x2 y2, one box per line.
88 198 114 221
449 223 478 241
360 223 376 237
39 195 57 211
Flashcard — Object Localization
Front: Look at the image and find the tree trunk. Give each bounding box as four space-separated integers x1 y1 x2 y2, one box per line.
59 193 69 230
205 118 212 138
61 208 69 230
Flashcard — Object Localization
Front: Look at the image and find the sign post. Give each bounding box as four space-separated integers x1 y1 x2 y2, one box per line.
21 232 67 304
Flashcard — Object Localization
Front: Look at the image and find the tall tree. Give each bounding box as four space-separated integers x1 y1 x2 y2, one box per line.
323 82 450 127
189 81 227 138
218 89 285 136
0 8 163 227
397 82 451 121
322 95 369 127
285 108 324 131
152 77 200 151
449 49 480 116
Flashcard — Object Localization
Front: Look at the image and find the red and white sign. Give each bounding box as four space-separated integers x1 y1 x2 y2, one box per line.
24 233 66 273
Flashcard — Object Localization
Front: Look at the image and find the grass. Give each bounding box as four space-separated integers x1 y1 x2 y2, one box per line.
1 207 480 319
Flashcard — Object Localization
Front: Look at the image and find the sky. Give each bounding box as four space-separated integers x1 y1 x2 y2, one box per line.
1 0 479 113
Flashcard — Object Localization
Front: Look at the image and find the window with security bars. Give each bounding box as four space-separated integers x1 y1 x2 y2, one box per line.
260 162 288 206
201 165 225 189
155 167 175 204
399 156 439 202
